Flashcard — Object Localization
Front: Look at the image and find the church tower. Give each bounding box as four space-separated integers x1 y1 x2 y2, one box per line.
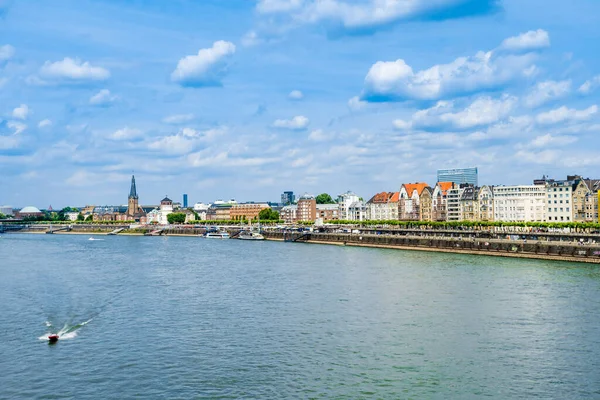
127 175 139 218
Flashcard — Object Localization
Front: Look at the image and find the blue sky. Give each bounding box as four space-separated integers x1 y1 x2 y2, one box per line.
1 0 600 208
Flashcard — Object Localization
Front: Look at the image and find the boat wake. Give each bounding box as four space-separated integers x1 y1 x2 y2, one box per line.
88 237 104 241
39 318 93 341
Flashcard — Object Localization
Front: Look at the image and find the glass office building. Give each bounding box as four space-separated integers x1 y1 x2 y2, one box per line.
437 167 478 186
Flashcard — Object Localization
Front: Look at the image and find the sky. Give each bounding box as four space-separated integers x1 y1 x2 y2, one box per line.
1 0 600 208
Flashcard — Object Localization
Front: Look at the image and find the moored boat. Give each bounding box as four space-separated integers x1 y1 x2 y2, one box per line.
204 231 230 239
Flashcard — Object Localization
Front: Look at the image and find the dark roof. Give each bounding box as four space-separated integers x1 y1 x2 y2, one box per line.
161 197 172 202
129 175 138 199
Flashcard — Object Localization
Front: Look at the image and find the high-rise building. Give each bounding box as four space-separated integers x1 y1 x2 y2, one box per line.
183 194 188 208
281 191 295 205
437 167 478 186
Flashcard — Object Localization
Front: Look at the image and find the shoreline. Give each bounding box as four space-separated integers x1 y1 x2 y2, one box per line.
5 230 599 264
292 239 600 264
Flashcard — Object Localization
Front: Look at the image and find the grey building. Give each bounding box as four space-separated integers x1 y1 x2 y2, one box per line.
437 167 478 186
281 191 295 205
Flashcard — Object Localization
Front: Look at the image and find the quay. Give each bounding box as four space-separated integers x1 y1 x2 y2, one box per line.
2 223 600 264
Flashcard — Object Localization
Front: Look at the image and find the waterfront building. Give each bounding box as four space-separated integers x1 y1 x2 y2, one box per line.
280 205 297 223
316 204 339 221
193 202 210 220
366 192 399 221
15 206 43 219
493 184 546 222
432 182 454 221
419 187 433 221
459 186 477 221
347 201 367 221
0 206 13 216
570 178 589 223
545 179 575 222
446 185 466 221
281 191 295 205
297 194 316 222
206 203 233 221
230 202 270 221
337 191 361 220
146 196 174 225
398 183 430 220
437 167 478 186
64 212 80 221
478 185 495 221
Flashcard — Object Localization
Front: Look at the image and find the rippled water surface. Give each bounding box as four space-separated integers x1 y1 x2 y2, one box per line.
1 234 600 399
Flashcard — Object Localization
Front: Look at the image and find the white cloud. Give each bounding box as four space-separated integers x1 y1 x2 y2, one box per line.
12 104 29 120
291 155 313 167
272 115 309 130
162 114 195 124
108 127 144 141
39 57 110 82
578 75 600 95
348 96 367 111
7 121 26 135
259 0 498 30
308 129 331 141
148 127 227 155
242 30 262 47
38 119 52 128
515 149 559 164
500 29 550 52
0 44 15 62
363 49 538 101
529 134 577 148
288 90 304 100
171 40 236 87
257 0 303 13
0 135 20 150
89 89 118 106
396 95 517 131
524 80 571 108
536 105 598 125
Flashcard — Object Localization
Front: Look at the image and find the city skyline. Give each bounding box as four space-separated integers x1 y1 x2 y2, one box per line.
2 0 600 206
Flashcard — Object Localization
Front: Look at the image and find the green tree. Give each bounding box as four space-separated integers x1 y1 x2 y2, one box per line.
315 193 336 204
77 213 84 221
0 213 6 219
167 212 187 224
85 215 93 222
258 208 280 221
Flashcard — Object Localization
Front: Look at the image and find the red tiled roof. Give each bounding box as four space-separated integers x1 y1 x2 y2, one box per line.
402 182 429 197
437 181 454 196
389 192 399 202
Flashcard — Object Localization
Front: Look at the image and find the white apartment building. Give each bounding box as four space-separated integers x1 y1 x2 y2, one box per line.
545 180 573 222
338 191 360 220
446 186 464 221
493 185 546 222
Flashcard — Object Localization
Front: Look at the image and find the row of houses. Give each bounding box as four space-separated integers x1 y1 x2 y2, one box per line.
280 176 600 224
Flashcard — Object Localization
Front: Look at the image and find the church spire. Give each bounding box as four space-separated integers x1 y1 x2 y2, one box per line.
129 175 138 199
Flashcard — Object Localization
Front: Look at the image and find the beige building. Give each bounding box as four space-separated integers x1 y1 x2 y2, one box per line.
478 185 494 221
230 203 270 221
432 182 454 221
280 205 297 223
366 192 399 221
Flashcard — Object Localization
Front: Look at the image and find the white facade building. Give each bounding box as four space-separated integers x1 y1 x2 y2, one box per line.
147 196 175 225
347 201 367 221
193 202 210 220
545 180 574 222
493 185 546 222
0 206 13 216
446 186 465 221
338 192 360 220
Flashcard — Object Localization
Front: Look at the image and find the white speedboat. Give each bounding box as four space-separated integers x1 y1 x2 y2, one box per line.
205 231 230 239
238 230 265 240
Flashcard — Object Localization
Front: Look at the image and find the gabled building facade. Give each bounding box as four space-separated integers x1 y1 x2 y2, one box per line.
398 183 429 221
366 192 399 221
432 182 454 221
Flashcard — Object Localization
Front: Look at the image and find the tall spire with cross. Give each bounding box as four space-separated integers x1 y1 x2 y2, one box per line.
129 175 138 199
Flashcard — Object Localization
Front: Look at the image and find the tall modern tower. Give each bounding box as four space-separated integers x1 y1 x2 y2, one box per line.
437 167 478 186
183 194 188 208
127 175 139 218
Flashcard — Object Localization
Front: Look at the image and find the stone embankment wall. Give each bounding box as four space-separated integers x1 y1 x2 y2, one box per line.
264 232 600 264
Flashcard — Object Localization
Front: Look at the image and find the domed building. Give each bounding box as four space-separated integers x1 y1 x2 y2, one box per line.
16 206 44 219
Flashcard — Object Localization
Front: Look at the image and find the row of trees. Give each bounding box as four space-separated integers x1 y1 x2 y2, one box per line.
325 219 600 231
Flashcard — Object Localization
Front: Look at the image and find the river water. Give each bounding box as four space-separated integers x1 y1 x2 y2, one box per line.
1 234 599 399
